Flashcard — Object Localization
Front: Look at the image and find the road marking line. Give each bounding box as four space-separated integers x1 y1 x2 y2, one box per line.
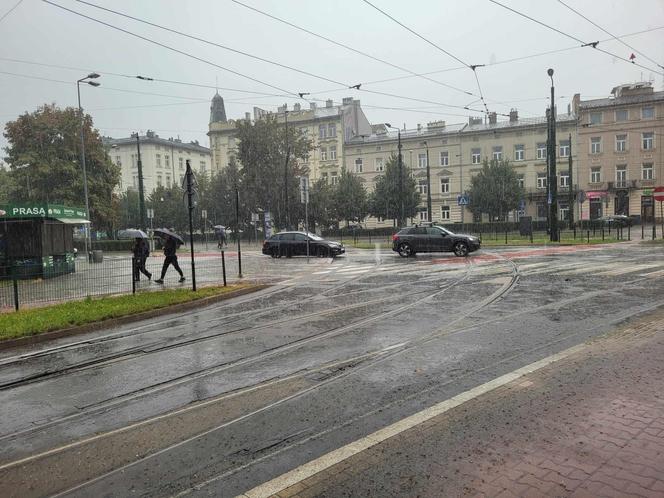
641 269 664 278
599 263 661 276
238 342 587 498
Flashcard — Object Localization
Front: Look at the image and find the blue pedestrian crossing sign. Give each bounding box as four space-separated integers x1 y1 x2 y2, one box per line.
457 194 470 206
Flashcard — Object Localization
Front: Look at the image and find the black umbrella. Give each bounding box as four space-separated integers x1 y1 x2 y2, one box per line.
153 228 185 245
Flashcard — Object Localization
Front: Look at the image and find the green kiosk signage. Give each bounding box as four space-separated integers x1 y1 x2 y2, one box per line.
0 203 89 279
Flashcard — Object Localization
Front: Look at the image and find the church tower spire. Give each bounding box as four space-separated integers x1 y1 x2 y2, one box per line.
209 92 227 123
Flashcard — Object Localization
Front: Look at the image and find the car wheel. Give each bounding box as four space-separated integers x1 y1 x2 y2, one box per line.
271 247 281 258
398 242 414 258
453 241 469 257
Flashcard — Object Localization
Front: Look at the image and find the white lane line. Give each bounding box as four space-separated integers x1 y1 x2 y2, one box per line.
311 271 332 275
237 342 588 498
640 269 664 278
599 263 661 276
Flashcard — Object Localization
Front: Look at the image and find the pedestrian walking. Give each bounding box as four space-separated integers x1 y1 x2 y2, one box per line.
132 237 152 282
154 235 185 284
215 225 227 248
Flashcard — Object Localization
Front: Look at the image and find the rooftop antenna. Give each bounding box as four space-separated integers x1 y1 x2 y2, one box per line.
215 76 219 94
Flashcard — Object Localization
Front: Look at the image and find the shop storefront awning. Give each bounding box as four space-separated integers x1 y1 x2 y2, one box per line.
0 203 89 223
586 191 608 199
55 217 91 224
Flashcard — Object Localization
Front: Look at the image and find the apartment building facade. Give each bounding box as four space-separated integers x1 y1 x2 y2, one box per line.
104 131 211 195
575 83 663 222
208 94 372 181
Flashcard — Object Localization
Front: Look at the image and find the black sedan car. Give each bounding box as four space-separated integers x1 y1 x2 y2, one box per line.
392 224 481 257
598 215 633 227
262 231 345 258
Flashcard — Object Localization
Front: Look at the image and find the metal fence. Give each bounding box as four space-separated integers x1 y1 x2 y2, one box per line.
0 250 234 312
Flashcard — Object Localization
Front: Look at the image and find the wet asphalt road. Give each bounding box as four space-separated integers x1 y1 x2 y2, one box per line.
1 241 663 497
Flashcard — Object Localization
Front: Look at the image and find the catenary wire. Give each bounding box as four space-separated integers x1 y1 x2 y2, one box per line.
230 0 477 97
488 0 663 75
556 0 663 70
0 0 23 24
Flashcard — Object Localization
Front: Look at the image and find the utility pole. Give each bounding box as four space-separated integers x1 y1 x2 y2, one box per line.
421 141 432 222
568 132 574 229
283 107 290 230
134 133 146 231
185 160 197 291
386 123 404 226
547 68 559 242
235 186 243 278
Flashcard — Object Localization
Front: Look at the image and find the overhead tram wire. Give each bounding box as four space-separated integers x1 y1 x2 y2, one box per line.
488 0 664 76
43 1 483 117
360 0 493 116
556 0 664 71
0 0 23 24
230 0 477 97
41 0 306 100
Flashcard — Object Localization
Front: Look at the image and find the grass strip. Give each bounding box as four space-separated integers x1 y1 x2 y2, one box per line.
0 285 247 341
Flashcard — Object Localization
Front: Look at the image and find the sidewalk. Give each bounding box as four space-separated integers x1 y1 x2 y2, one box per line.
269 309 664 498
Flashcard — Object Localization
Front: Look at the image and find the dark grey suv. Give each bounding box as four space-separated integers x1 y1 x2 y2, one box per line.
392 224 481 257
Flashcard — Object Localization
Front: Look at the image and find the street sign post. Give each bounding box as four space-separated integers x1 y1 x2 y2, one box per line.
201 209 208 250
457 194 469 206
300 177 310 262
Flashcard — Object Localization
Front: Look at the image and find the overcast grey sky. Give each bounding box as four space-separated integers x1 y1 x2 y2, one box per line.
1 0 663 156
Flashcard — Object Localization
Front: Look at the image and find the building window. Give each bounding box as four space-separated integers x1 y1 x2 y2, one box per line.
471 148 481 164
590 167 601 183
115 155 122 166
642 163 654 180
354 158 363 173
328 123 336 137
441 205 450 220
156 154 161 168
537 202 547 218
616 134 627 152
492 146 503 161
321 172 328 183
133 175 138 188
559 140 570 157
375 158 384 172
418 180 428 194
318 125 327 139
537 173 547 189
418 153 427 168
417 208 428 221
439 151 449 166
331 172 338 185
179 157 184 170
440 177 450 194
642 132 654 150
517 175 524 189
590 112 602 125
615 109 628 122
131 154 137 168
590 137 601 154
320 148 327 161
179 174 184 184
157 175 162 186
615 165 627 187
329 146 337 160
165 155 170 169
514 144 524 161
560 205 569 222
560 174 569 188
642 106 654 119
200 161 206 172
166 175 171 187
537 143 546 160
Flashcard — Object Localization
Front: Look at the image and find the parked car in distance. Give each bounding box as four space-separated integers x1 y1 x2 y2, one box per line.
262 231 345 258
598 215 633 227
392 223 481 257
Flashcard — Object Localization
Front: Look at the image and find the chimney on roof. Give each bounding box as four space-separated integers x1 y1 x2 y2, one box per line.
509 109 518 123
342 97 353 105
325 99 333 108
488 112 497 125
417 123 422 132
277 104 287 113
245 112 251 121
427 120 446 131
293 103 301 112
572 93 580 115
469 116 482 126
310 102 317 110
146 130 155 138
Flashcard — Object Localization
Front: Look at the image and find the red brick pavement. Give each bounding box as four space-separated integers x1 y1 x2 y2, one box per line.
270 309 664 498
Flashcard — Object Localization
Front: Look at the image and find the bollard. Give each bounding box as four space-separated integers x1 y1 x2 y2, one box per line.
593 225 596 236
530 230 533 244
131 257 136 295
653 225 657 240
602 228 605 241
221 248 227 286
13 276 19 311
573 227 576 240
587 230 590 244
505 230 508 244
642 223 645 239
628 225 631 241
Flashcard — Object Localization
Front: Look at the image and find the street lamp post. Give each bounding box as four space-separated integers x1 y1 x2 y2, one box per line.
385 124 404 226
132 132 147 230
77 72 100 259
547 68 559 242
421 141 432 222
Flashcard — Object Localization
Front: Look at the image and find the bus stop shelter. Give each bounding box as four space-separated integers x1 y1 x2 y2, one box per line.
0 203 89 279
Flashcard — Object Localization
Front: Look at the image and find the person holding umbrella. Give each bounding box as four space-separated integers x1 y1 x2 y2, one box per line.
132 237 152 281
153 228 185 284
214 225 227 248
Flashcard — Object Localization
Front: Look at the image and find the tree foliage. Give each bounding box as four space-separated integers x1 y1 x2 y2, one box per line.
369 154 420 225
2 104 121 230
307 177 334 231
467 158 523 221
333 168 368 226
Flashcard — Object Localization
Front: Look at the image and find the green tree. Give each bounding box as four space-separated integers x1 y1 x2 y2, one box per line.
467 158 523 221
147 185 189 233
2 104 121 230
332 168 368 226
369 154 420 225
235 116 312 229
117 190 141 229
0 168 16 204
307 177 335 231
202 158 246 231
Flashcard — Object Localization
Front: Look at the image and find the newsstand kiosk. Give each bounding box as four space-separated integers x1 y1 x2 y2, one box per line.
0 204 89 279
